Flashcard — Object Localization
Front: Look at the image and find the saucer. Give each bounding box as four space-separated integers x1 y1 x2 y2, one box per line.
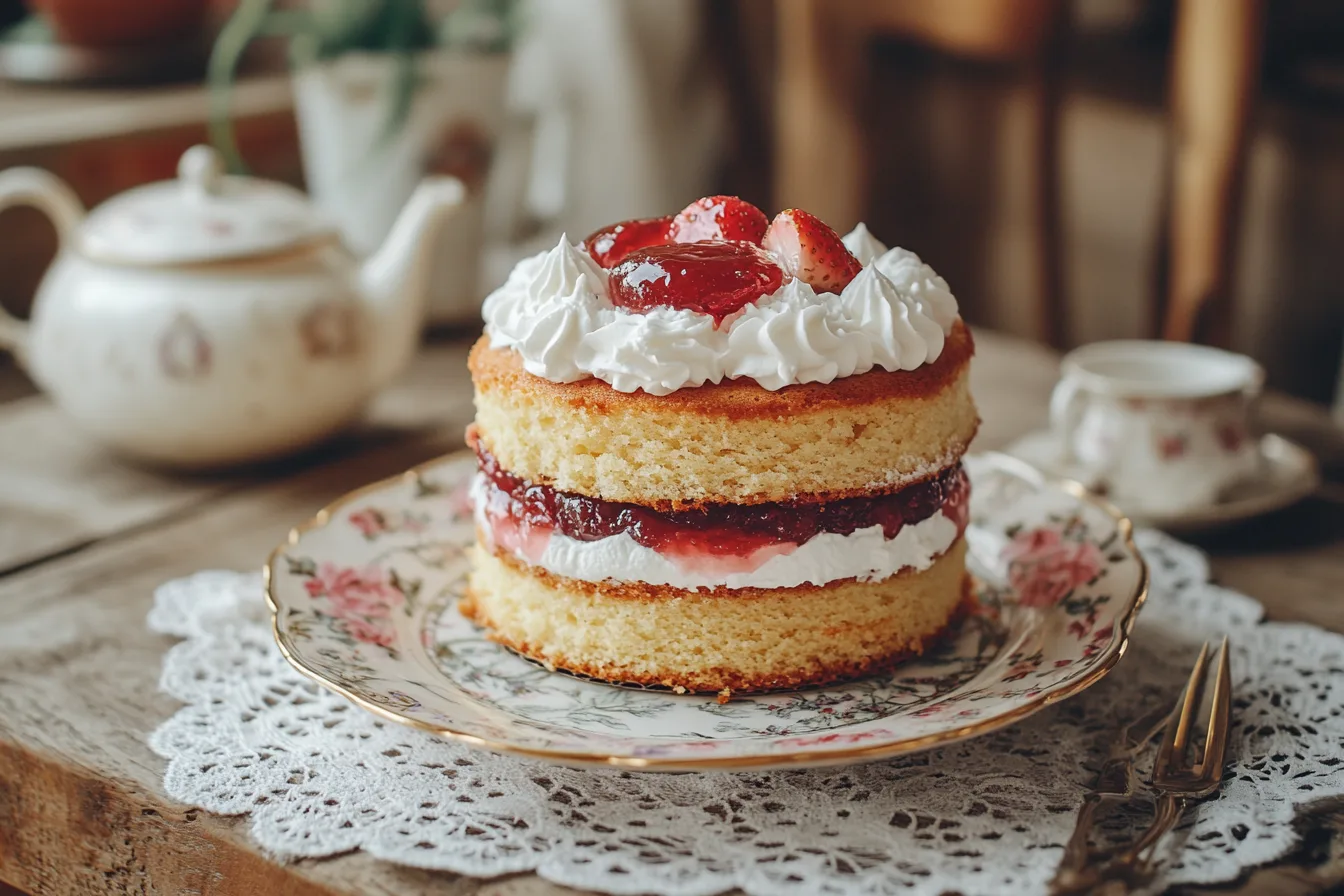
265 451 1146 771
1005 431 1321 532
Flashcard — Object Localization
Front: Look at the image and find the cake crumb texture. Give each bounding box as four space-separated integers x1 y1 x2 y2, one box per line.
470 323 978 506
461 539 969 693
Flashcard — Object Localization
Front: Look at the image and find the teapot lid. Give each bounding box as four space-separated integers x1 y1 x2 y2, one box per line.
78 146 336 265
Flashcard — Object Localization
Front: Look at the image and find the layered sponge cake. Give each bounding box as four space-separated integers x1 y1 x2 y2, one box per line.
463 197 978 694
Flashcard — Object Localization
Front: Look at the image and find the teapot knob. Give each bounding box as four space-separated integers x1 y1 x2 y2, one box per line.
179 145 225 197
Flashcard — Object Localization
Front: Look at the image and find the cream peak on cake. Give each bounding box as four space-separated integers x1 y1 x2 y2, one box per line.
482 198 961 396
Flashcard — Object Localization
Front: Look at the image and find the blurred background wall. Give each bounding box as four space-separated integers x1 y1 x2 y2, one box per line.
0 0 1340 406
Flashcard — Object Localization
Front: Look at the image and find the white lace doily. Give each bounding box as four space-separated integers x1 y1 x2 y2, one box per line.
148 530 1344 895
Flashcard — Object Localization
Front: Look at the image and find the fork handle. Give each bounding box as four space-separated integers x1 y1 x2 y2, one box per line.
1112 792 1188 874
1050 794 1104 892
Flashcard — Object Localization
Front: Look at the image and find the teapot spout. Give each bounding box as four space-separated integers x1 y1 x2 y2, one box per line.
360 176 465 389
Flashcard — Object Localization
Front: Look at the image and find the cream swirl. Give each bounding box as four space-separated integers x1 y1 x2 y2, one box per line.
481 236 610 383
843 225 959 331
482 227 960 395
872 246 959 332
576 305 725 393
841 221 888 265
840 266 946 371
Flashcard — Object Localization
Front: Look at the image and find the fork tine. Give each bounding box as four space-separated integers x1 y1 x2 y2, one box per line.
1126 702 1176 748
1096 641 1235 888
1173 641 1211 754
1196 637 1233 780
1155 642 1209 775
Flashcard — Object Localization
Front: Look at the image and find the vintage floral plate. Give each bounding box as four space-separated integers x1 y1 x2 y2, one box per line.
265 452 1147 771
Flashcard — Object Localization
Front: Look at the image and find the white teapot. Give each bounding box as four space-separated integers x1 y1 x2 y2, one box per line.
0 146 463 467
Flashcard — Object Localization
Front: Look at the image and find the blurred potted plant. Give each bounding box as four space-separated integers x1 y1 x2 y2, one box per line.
210 0 519 324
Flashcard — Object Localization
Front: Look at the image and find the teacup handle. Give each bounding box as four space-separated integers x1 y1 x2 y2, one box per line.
1049 378 1087 466
0 167 85 370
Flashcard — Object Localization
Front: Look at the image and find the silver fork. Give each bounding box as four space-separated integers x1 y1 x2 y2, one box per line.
1049 702 1172 894
1101 637 1234 888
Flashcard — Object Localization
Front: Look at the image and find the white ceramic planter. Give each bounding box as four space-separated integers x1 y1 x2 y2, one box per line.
294 50 510 325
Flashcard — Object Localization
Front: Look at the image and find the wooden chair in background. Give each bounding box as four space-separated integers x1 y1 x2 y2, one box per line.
772 0 1266 350
773 0 1068 345
1162 0 1265 346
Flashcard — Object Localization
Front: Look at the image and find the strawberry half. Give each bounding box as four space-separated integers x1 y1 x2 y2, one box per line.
762 209 863 293
582 216 673 268
668 195 769 244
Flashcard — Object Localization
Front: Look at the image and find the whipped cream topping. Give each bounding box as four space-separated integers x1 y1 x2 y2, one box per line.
841 222 888 265
482 226 960 395
471 474 960 590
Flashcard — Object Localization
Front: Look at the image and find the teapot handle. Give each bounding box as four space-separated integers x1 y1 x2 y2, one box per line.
0 168 85 369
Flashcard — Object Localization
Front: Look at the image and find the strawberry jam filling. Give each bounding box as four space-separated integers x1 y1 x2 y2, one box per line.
471 437 969 571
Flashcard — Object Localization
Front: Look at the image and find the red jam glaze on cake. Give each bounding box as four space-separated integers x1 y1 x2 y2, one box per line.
579 196 771 270
471 437 969 573
591 197 874 324
607 241 785 324
581 215 674 268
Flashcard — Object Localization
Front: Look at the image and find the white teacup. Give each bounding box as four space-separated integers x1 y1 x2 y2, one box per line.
1050 340 1265 514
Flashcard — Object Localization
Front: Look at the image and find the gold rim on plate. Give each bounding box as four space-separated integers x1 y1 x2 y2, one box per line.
264 450 1149 771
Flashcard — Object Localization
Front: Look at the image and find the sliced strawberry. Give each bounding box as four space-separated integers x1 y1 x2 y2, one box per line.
581 216 673 268
608 241 783 324
668 195 769 244
762 209 863 293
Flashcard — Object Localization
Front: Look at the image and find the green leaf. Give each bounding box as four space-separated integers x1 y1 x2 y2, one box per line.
209 0 443 168
413 475 445 498
390 569 423 606
286 555 317 577
208 0 280 174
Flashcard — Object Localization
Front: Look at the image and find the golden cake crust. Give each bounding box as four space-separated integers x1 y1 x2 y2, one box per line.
467 424 961 512
470 321 979 506
466 605 970 695
469 319 974 418
461 540 970 693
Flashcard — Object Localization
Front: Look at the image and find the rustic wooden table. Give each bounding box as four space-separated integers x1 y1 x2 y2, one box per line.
2 329 1343 896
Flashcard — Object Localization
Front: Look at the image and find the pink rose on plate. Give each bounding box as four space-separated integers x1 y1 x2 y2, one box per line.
348 508 388 539
1004 527 1103 608
304 562 404 619
342 615 397 648
348 508 427 539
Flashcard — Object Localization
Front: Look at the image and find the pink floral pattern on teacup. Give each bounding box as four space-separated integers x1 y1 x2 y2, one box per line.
304 563 404 647
1004 526 1103 609
1156 433 1188 460
1216 420 1247 453
1055 342 1262 513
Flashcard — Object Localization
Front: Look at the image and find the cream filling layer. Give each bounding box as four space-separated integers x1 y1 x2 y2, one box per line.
471 474 960 591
